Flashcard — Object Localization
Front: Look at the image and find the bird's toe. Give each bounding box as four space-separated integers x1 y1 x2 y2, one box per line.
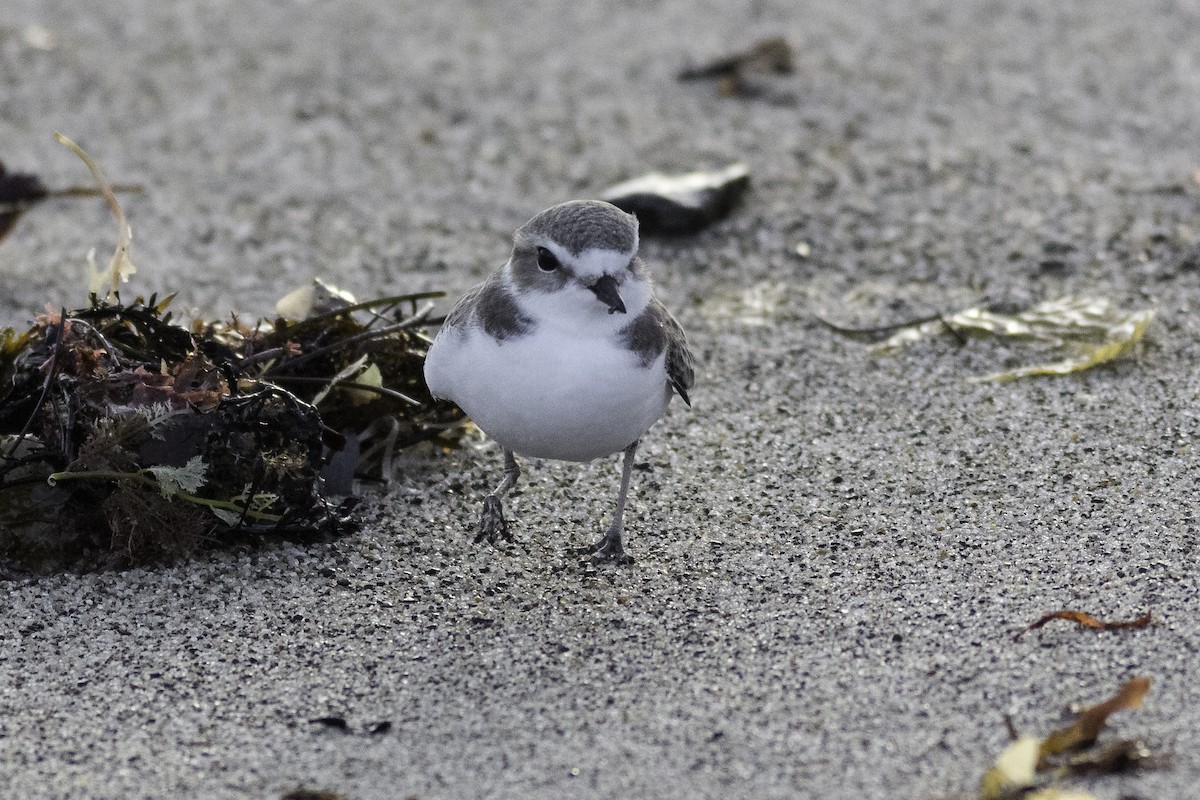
578 531 633 564
476 495 511 544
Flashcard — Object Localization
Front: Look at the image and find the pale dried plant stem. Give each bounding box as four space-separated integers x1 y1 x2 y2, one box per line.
54 132 134 300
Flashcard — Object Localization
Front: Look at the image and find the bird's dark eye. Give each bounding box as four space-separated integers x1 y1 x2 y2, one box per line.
536 246 560 272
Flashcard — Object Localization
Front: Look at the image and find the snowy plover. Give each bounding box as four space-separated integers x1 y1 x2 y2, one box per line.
424 200 694 561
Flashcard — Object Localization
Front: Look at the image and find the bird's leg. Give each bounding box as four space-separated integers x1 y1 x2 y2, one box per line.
477 449 520 544
587 441 638 564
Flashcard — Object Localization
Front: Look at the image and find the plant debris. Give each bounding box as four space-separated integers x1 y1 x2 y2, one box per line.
1015 610 1154 640
678 35 794 96
0 157 142 244
979 677 1160 800
308 716 351 732
826 296 1154 381
980 736 1042 800
0 139 463 572
281 789 347 800
601 163 751 235
306 715 391 736
1039 676 1151 759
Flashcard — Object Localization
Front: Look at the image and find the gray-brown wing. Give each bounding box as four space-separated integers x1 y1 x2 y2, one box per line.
660 304 694 406
621 297 695 406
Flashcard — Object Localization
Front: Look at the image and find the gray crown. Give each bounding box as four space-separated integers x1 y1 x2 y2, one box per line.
515 200 638 255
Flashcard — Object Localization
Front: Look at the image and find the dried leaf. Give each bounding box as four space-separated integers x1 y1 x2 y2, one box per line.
276 285 318 320
342 362 383 405
1016 610 1153 639
978 678 1158 799
1025 789 1097 800
1039 677 1151 759
275 278 358 320
1062 739 1160 776
867 297 1153 380
982 309 1152 382
980 735 1040 800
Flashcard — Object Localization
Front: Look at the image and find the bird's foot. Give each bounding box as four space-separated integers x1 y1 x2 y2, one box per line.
575 530 633 565
475 494 511 544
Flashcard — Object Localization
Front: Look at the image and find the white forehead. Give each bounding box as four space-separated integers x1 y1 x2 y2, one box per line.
541 241 635 281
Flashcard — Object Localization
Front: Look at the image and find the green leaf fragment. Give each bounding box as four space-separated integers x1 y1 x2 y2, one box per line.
144 455 208 497
210 508 242 526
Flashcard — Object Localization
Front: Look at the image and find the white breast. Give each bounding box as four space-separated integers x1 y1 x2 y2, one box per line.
425 325 670 462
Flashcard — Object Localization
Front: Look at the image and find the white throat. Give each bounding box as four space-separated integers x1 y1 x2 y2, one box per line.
506 261 652 335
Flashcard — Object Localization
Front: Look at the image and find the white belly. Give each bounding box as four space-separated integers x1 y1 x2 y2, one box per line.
425 328 670 462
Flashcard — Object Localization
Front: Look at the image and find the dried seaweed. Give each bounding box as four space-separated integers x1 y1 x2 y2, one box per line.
0 141 463 572
1015 610 1153 640
281 790 347 800
1038 676 1151 760
678 36 794 96
978 677 1161 800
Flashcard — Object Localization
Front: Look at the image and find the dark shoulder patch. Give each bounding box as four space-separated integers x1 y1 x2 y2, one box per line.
620 304 667 367
476 280 534 340
445 275 533 341
621 298 695 406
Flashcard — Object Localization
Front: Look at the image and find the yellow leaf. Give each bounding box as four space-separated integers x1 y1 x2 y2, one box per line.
275 284 316 320
872 296 1154 382
1026 789 1097 800
979 736 1039 800
344 362 383 404
983 309 1153 382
